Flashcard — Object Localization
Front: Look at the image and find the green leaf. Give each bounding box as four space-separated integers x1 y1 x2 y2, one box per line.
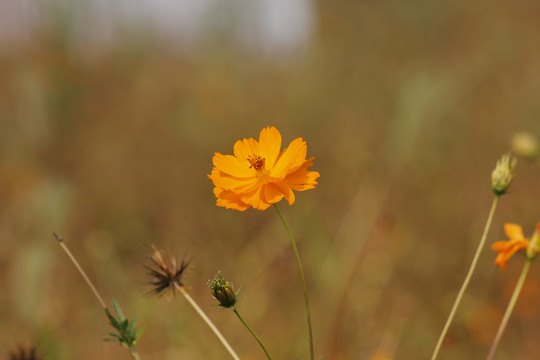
120 319 129 332
106 309 123 332
103 298 143 348
135 328 145 341
112 298 126 321
128 314 138 334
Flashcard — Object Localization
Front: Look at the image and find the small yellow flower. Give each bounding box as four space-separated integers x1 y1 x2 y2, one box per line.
491 223 540 270
208 126 320 211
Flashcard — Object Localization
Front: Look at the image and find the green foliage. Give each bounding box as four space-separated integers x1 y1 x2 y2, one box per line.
104 298 144 348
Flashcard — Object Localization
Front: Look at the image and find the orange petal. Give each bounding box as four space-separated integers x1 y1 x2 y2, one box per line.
491 240 510 251
491 239 529 270
213 153 254 178
258 127 282 169
273 181 296 205
210 168 258 192
504 223 525 241
494 253 510 271
214 187 250 211
239 185 267 210
263 182 286 204
233 138 259 160
271 137 307 177
283 158 320 191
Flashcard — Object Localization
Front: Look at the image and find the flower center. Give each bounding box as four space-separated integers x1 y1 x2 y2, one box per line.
247 155 265 171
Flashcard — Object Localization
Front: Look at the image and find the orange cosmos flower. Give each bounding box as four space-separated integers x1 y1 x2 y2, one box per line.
491 223 530 270
208 126 320 211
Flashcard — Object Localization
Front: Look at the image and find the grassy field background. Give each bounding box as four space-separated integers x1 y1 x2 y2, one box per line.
1 1 540 359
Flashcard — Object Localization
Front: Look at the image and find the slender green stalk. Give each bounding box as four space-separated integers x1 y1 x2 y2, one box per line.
486 259 532 360
232 307 273 360
431 195 500 360
273 204 314 360
129 347 142 360
54 233 143 360
178 286 240 360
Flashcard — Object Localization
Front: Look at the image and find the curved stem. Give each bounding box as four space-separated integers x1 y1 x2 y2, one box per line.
273 204 314 360
232 307 273 360
486 259 532 360
431 195 499 360
178 286 240 360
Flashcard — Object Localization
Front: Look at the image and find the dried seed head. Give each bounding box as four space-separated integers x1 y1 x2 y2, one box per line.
8 346 43 360
145 245 191 297
491 152 517 196
208 271 237 308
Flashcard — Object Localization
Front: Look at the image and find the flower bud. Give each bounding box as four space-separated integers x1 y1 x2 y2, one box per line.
511 132 539 161
208 271 237 308
491 153 517 196
526 223 540 260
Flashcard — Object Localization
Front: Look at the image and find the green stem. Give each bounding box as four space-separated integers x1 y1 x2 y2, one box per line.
178 286 240 360
431 195 500 360
129 347 142 360
486 259 532 360
232 307 273 360
273 204 314 360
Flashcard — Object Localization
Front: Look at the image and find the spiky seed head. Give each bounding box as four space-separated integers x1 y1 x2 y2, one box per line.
145 245 190 297
8 346 43 360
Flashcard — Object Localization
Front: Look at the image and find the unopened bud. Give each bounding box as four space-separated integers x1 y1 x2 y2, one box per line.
208 271 237 308
526 223 540 260
491 153 517 196
511 132 539 161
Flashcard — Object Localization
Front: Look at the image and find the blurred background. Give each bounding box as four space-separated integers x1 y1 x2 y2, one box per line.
1 0 540 359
